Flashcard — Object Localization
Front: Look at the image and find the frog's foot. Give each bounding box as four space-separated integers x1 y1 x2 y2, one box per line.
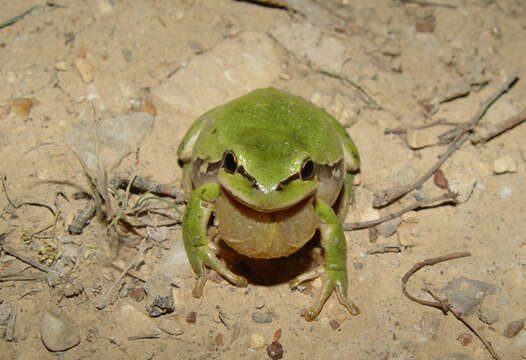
191 241 248 298
290 266 360 321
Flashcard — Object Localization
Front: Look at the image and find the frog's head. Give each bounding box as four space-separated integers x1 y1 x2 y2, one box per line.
217 128 318 212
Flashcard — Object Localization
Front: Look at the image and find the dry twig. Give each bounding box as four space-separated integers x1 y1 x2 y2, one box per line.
438 70 519 144
401 252 502 360
471 107 526 144
109 174 184 203
2 175 56 216
95 239 152 309
344 192 455 231
373 70 519 208
366 244 401 255
400 0 458 8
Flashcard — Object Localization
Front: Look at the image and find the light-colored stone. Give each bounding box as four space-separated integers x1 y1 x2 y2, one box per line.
449 177 476 203
360 208 380 222
68 112 154 170
401 211 419 223
115 304 159 335
40 309 80 352
406 127 450 149
269 21 348 75
54 61 69 71
153 32 280 117
493 155 517 174
74 58 94 84
250 332 265 349
375 217 401 238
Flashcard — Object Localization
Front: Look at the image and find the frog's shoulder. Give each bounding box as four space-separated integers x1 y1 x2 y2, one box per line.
177 106 222 163
319 108 360 171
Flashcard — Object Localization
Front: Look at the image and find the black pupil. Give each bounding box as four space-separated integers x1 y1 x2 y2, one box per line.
224 152 237 173
301 160 314 179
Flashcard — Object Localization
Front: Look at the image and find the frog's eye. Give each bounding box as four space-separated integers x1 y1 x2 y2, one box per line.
300 159 314 180
223 151 238 173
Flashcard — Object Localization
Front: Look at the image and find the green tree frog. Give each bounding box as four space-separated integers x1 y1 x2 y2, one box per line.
177 88 360 321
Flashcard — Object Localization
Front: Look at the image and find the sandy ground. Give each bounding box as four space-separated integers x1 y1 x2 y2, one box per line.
0 1 525 359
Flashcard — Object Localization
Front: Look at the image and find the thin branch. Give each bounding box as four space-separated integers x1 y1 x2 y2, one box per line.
373 70 519 208
0 243 52 274
110 262 181 288
471 107 526 144
402 251 471 309
384 119 458 135
438 70 519 144
1 175 56 216
95 239 152 309
400 0 458 8
366 244 401 255
426 288 501 360
109 174 184 203
344 192 455 231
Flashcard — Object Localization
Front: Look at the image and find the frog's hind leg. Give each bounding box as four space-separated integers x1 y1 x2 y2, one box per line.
291 198 359 321
183 183 248 298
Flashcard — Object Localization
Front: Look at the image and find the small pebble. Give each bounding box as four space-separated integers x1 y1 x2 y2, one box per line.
252 312 272 324
477 308 499 325
503 318 525 338
121 48 133 62
254 296 265 309
456 333 472 346
329 319 340 330
140 100 157 116
433 169 449 189
279 72 292 81
401 211 418 223
273 328 281 342
0 104 10 120
186 311 197 324
215 333 224 347
54 61 69 71
368 227 377 243
250 332 265 349
375 217 401 238
498 186 512 198
353 173 361 186
129 287 146 302
10 97 34 116
406 127 437 149
40 309 81 352
266 341 284 359
493 155 517 174
144 273 175 317
360 208 380 222
74 58 94 84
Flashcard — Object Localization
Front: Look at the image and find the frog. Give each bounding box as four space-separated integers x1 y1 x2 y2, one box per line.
177 87 360 321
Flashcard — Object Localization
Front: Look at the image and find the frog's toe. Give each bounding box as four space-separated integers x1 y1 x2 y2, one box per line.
289 266 324 290
194 244 248 292
301 269 359 321
335 281 360 316
192 276 207 298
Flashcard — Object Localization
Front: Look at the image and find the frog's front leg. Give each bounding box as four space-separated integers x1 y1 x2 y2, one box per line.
290 198 360 321
183 183 248 298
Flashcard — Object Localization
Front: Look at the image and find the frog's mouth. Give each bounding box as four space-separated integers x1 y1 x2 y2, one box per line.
218 170 318 212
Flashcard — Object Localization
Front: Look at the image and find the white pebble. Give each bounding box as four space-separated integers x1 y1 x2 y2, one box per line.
250 333 265 349
493 155 517 174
